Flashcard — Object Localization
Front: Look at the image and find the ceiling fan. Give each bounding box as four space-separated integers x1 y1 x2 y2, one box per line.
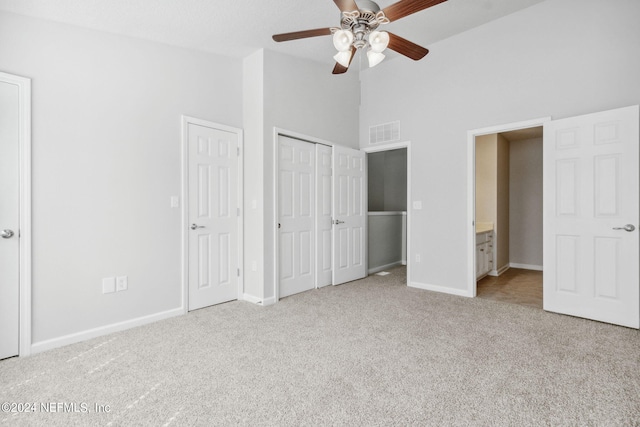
272 0 447 74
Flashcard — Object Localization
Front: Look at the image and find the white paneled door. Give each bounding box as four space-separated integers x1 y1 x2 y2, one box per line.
333 145 367 285
278 136 316 298
543 105 639 328
188 122 240 311
0 80 20 359
316 144 333 288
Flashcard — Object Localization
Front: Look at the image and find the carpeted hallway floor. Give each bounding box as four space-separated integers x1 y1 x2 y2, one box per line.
1 266 639 426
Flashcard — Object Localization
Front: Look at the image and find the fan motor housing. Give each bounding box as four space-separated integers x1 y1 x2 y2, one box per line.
340 0 388 37
355 0 381 13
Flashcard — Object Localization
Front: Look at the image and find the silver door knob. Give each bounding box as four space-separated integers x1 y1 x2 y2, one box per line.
613 224 635 232
1 229 14 239
190 224 205 230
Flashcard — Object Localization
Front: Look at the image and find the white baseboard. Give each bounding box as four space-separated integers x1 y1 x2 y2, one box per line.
409 281 472 298
368 261 404 274
489 264 510 277
510 263 543 271
261 296 277 306
242 293 277 306
242 293 262 305
31 307 184 355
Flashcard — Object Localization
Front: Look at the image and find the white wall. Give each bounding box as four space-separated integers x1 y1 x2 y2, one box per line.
242 50 266 300
368 214 404 271
496 133 510 272
367 148 407 211
383 149 407 211
0 12 242 345
509 137 543 267
242 49 360 302
475 134 497 224
368 153 385 210
360 0 640 292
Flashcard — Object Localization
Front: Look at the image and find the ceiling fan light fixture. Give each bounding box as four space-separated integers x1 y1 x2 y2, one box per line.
334 50 354 68
368 30 389 53
367 49 385 68
333 29 354 51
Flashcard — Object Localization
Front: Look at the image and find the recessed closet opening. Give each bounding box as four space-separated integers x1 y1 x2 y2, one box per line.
366 147 408 276
474 127 543 309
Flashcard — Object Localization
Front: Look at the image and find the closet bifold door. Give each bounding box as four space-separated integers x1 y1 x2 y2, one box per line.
316 144 333 288
278 136 316 298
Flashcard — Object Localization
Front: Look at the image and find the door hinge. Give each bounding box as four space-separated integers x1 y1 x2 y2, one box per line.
237 147 240 156
237 268 240 277
237 207 240 216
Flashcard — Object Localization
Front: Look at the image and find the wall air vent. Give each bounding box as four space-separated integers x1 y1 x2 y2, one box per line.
369 121 400 144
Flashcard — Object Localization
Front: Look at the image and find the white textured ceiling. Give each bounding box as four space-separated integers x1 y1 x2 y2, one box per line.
0 0 546 65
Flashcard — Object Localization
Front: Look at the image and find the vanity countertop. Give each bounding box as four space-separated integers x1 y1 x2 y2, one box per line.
475 223 494 234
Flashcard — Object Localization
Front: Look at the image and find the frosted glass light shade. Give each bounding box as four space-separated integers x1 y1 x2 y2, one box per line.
369 31 389 53
367 50 385 67
333 30 354 52
334 50 353 68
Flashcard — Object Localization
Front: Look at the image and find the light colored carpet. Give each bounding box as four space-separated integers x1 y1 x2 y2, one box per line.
1 266 639 426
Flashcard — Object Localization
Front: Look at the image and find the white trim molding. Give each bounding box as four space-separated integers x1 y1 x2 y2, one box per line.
409 281 471 298
467 117 550 298
0 71 32 357
510 263 543 271
31 308 183 355
241 294 277 307
489 264 511 277
368 261 404 275
181 116 244 313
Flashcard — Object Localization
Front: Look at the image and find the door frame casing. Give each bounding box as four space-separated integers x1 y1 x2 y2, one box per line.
272 128 335 302
362 141 411 286
466 117 550 298
181 116 244 313
0 71 32 357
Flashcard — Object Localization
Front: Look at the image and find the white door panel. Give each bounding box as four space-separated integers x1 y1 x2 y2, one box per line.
188 123 239 310
0 80 20 359
333 145 366 285
279 136 316 298
544 105 639 328
316 144 332 287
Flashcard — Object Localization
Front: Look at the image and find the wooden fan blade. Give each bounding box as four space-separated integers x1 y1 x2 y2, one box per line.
332 62 349 74
387 32 429 60
382 0 447 22
272 28 333 42
333 0 359 13
332 47 357 74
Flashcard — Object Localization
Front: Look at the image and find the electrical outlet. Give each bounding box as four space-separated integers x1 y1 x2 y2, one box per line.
116 276 128 291
251 261 257 271
170 196 179 208
102 277 116 294
415 254 421 263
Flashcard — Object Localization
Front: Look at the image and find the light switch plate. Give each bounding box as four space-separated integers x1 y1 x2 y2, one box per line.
102 277 116 294
412 201 423 210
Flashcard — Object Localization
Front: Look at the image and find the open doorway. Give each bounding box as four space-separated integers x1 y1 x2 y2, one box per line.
475 127 543 308
363 142 410 283
468 107 639 328
467 117 549 306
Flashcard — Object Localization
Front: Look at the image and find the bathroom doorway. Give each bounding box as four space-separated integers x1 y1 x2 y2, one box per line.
471 122 545 309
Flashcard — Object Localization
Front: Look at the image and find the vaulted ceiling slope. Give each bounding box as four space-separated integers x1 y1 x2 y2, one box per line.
0 0 546 65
